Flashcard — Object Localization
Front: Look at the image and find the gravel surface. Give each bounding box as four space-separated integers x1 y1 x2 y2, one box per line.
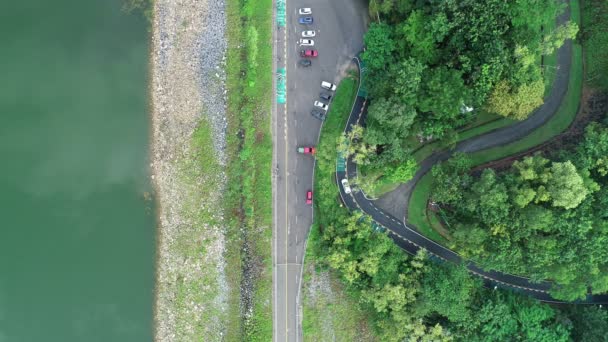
150 0 228 340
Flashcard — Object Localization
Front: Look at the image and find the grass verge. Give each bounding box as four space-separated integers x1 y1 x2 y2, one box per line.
301 76 379 340
224 0 273 339
408 0 582 242
169 116 227 339
582 0 608 90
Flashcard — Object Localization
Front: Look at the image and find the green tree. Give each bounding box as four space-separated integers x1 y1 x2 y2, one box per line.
417 67 470 137
486 79 544 120
364 97 417 166
398 10 438 64
541 21 579 55
384 157 417 183
468 170 511 229
431 153 472 205
458 293 571 342
362 23 395 71
417 264 479 323
546 161 588 209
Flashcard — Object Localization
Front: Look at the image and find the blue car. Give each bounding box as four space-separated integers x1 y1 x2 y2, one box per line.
299 16 313 25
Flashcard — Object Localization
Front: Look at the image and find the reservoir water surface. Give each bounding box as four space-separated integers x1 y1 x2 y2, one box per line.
0 0 155 340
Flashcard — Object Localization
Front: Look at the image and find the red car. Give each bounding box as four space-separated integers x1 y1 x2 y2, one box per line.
297 146 316 154
300 49 318 58
306 190 313 205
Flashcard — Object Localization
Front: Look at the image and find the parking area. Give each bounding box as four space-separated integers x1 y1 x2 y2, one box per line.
273 0 368 340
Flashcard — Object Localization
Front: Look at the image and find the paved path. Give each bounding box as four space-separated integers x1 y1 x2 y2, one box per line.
338 52 608 303
272 1 367 341
376 1 575 222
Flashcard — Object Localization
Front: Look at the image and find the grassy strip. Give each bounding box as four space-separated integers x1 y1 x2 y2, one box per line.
224 0 273 339
301 77 378 340
408 0 582 242
406 172 445 243
313 76 357 222
582 0 608 90
543 17 558 96
170 117 227 339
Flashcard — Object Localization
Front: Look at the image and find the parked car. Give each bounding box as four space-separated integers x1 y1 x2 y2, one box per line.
297 146 316 154
300 39 314 46
310 109 326 121
301 30 316 37
298 7 312 15
319 92 332 101
300 49 318 57
299 59 312 67
321 81 336 91
314 101 328 111
341 179 352 194
306 190 313 205
299 16 313 25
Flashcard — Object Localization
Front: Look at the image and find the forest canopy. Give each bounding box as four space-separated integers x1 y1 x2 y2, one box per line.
361 0 577 172
430 120 608 300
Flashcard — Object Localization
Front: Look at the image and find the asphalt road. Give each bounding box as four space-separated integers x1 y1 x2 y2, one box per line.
338 57 608 304
272 1 368 341
375 0 575 224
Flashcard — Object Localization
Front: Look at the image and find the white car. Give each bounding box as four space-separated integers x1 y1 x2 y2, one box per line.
321 81 336 91
299 7 312 15
341 179 352 194
300 39 314 46
302 30 316 38
314 101 328 111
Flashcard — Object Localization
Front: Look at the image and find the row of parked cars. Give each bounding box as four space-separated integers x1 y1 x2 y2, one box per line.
295 8 351 205
298 7 317 68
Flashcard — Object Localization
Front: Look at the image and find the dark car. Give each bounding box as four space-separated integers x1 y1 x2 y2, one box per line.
310 109 326 121
299 59 312 67
299 16 313 25
320 92 332 101
300 49 318 58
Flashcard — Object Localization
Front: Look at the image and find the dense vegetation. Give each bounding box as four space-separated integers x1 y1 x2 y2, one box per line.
430 118 608 300
312 181 607 340
303 0 608 339
309 80 608 342
224 0 273 338
581 0 608 90
360 0 577 175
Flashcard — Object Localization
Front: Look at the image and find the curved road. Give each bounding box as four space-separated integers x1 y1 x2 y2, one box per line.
338 38 608 305
376 1 575 220
339 57 608 304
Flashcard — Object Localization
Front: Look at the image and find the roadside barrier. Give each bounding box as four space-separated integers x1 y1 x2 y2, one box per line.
277 67 286 104
276 0 286 27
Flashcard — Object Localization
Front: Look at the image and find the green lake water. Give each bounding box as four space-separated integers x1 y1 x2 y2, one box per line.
0 1 155 341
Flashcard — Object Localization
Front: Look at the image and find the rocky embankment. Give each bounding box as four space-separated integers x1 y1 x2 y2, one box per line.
150 0 228 340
